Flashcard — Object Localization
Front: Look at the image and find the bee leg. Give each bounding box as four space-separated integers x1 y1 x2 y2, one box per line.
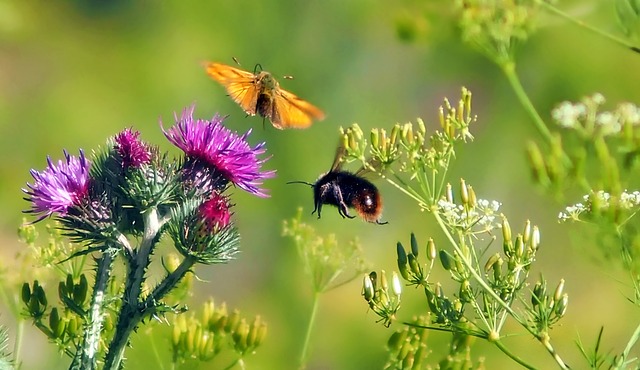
332 186 355 219
375 219 389 225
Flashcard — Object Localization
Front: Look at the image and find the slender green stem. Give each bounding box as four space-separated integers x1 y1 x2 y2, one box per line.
13 319 24 369
535 0 640 54
432 212 570 369
500 61 553 144
493 339 537 370
299 291 321 370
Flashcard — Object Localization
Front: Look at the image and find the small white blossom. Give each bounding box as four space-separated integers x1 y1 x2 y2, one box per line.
617 103 640 126
595 112 621 136
552 101 586 128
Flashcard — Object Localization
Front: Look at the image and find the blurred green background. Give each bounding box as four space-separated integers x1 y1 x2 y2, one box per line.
2 0 640 369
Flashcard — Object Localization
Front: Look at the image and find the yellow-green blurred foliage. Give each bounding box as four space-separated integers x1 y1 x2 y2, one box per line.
1 0 640 369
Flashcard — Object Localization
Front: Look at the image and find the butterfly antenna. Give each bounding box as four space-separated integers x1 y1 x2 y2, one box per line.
232 57 241 66
253 63 263 74
286 181 314 187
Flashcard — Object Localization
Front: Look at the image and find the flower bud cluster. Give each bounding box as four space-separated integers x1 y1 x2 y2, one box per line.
362 270 402 328
383 316 429 370
171 299 266 362
528 277 569 331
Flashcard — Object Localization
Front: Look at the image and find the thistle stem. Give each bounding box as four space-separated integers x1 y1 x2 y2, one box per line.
73 251 115 370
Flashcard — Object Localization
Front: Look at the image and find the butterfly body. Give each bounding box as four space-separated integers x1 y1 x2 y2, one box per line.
205 62 324 129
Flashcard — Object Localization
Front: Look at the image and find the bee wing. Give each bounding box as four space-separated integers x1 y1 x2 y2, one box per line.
354 157 384 179
330 140 347 172
205 62 259 115
270 88 325 129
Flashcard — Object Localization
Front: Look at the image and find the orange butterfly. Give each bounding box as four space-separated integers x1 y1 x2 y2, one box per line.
204 62 325 129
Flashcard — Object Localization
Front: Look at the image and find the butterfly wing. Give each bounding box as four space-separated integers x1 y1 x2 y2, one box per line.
205 62 260 115
270 88 325 129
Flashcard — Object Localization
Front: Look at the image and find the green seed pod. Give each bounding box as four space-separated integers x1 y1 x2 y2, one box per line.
225 310 240 333
203 298 214 324
408 254 420 276
402 352 415 369
74 274 88 306
484 253 500 273
49 308 61 338
58 281 67 301
397 243 409 280
387 329 408 353
21 283 31 306
66 315 79 337
233 319 250 353
410 233 419 257
391 271 402 298
460 179 469 206
246 316 261 349
35 284 47 307
371 128 380 149
390 124 400 146
467 185 476 208
515 235 525 259
427 238 436 261
254 322 267 347
555 294 569 318
65 275 74 293
501 217 512 245
362 275 375 302
553 279 565 303
445 183 454 203
439 250 452 271
523 220 531 245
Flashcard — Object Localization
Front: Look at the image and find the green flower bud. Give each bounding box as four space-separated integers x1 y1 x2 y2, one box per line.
397 242 409 280
254 322 267 347
445 183 454 203
74 274 88 306
467 185 476 208
555 294 569 318
247 316 261 349
460 178 469 206
410 233 419 257
36 284 47 307
21 283 31 306
233 319 250 353
531 226 540 251
515 235 525 259
501 217 512 245
390 124 400 146
203 298 214 324
49 308 61 338
392 271 402 298
58 281 67 302
484 253 500 273
427 238 436 261
362 275 374 302
225 310 240 333
408 254 421 276
439 250 452 271
523 220 531 245
66 315 79 337
387 329 408 353
371 128 380 149
553 279 565 303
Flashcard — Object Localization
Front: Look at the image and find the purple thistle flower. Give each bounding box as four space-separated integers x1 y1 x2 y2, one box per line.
162 105 275 197
114 128 151 168
23 150 91 221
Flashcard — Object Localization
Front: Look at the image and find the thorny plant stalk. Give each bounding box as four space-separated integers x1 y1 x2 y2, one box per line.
19 106 272 370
